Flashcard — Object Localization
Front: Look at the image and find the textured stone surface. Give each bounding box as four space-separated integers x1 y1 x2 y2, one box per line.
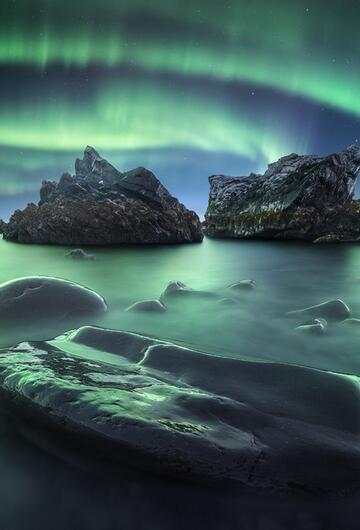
205 145 360 241
286 299 350 322
0 325 358 493
3 147 203 245
0 276 106 321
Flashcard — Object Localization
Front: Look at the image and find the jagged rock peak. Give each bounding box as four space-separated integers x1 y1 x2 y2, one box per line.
39 146 179 210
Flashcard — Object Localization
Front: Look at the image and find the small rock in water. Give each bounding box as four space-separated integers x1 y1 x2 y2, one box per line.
160 281 214 301
216 298 238 306
286 299 350 322
340 318 360 326
66 248 96 260
295 318 327 335
125 299 167 313
227 280 256 291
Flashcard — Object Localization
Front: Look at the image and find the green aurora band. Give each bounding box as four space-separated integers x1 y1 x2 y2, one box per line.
1 0 360 116
0 78 296 162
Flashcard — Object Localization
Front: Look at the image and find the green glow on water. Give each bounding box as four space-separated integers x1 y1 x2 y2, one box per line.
0 236 360 380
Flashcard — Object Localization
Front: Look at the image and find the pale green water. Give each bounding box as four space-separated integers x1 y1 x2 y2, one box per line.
1 236 360 377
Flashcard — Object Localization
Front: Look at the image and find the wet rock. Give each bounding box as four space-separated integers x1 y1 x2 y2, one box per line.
66 248 96 260
227 280 256 291
0 276 107 325
287 299 350 322
3 147 203 245
0 325 358 494
216 298 238 306
204 145 360 242
295 318 327 335
340 318 360 326
160 281 214 302
125 299 167 313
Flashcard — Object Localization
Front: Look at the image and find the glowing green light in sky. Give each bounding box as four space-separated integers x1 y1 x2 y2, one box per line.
0 0 359 115
0 79 299 165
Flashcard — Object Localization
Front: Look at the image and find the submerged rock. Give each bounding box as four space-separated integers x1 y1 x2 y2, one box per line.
287 299 350 322
160 281 214 302
216 298 238 306
66 248 96 260
227 280 256 291
0 276 107 325
204 145 360 242
0 325 358 493
2 147 203 245
295 318 327 335
341 318 360 326
125 299 167 313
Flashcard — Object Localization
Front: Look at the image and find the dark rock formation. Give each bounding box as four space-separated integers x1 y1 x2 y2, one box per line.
3 147 203 245
205 145 360 242
0 325 358 493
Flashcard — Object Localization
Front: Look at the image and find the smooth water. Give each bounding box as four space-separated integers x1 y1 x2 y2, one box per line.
1 236 360 376
0 236 359 529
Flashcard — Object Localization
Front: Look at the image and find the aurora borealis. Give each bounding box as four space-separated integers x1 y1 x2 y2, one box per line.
1 0 360 216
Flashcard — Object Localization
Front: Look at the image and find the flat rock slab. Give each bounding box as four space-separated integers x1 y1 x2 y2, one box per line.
0 326 358 493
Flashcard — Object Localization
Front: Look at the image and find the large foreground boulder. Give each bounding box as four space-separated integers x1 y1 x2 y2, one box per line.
204 145 360 242
3 147 203 245
0 277 107 345
0 276 107 323
0 325 358 493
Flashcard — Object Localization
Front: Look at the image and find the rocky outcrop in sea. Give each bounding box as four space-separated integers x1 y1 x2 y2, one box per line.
204 145 360 242
2 147 203 245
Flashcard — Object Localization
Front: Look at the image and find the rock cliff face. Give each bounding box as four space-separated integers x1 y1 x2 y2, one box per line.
3 147 203 245
205 145 360 242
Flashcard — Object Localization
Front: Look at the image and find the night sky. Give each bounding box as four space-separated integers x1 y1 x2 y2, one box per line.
1 0 360 218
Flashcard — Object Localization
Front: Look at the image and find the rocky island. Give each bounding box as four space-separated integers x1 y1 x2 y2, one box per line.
204 145 360 242
2 147 203 245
